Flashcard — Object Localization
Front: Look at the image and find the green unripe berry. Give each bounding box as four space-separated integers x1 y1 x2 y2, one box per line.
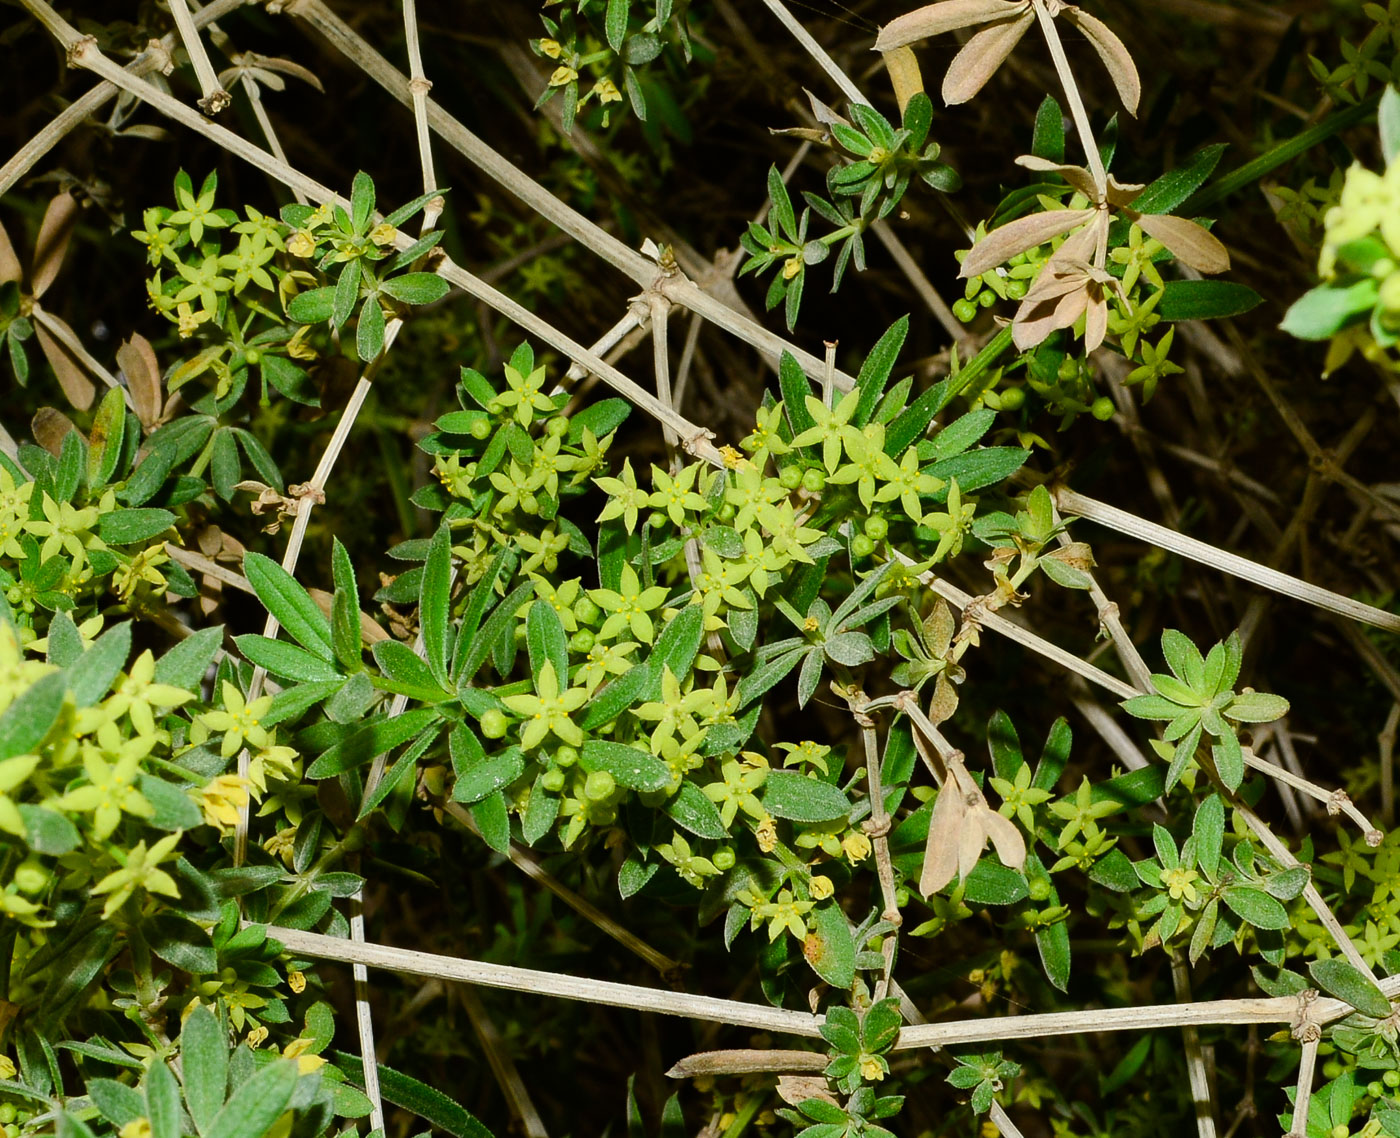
245 348 262 366
998 386 1026 411
546 415 569 437
1381 272 1400 312
779 464 804 490
977 289 996 308
480 709 509 739
3 1122 15 1138
569 629 595 654
1369 1081 1386 1099
1091 396 1116 421
851 533 875 558
712 847 736 871
648 511 668 529
1374 257 1396 278
863 515 889 541
12 859 47 894
487 400 504 416
718 502 737 522
555 745 579 768
1385 1071 1400 1088
1330 1126 1350 1138
801 468 826 493
1323 1061 1344 1079
1009 252 1028 267
514 623 529 644
584 770 616 801
0 1105 15 1125
574 596 601 625
541 768 566 793
470 417 492 440
1028 878 1052 901
1006 278 1028 300
952 298 978 323
1057 358 1079 382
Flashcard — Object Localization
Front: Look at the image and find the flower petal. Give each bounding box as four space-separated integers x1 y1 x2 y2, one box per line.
941 12 1036 105
1063 7 1141 115
875 0 1029 50
960 208 1095 278
1133 213 1230 273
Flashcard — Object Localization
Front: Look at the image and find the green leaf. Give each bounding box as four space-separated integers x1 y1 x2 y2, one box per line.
779 350 815 434
235 635 344 684
1212 729 1244 792
139 776 203 830
0 671 66 759
927 447 1027 493
1280 279 1379 340
372 639 447 700
1130 144 1228 215
1221 885 1289 930
527 600 569 694
379 272 451 306
359 727 435 818
1309 957 1391 1018
350 171 375 233
180 1006 228 1134
451 748 524 805
148 915 218 974
762 770 851 823
100 506 175 545
581 664 651 730
205 1058 299 1138
964 859 1030 905
88 1080 144 1127
154 626 223 692
421 523 453 688
287 286 337 325
767 165 797 244
1192 793 1224 879
70 622 132 707
243 553 334 660
1156 279 1264 323
19 804 79 855
606 0 630 51
88 387 127 487
1383 86 1400 166
853 316 909 427
357 294 386 361
1031 95 1064 163
1225 691 1289 723
806 902 855 988
579 740 671 792
307 709 442 778
665 781 727 839
332 260 360 329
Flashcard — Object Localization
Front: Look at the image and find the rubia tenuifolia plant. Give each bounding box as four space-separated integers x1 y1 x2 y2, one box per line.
2 1 1400 1137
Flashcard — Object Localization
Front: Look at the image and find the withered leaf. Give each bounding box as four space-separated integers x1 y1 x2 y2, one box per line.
942 13 1036 105
31 407 80 456
34 317 96 412
876 0 1029 50
960 207 1095 279
116 333 164 430
31 192 79 300
1063 7 1141 115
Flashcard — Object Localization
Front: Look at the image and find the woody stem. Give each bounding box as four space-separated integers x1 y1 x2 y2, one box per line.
1031 0 1108 198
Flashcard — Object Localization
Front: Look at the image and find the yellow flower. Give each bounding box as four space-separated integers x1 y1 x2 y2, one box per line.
843 832 872 862
809 875 834 901
538 38 562 58
175 302 213 339
285 325 318 360
246 1025 269 1048
594 77 622 104
288 970 306 994
120 1119 153 1138
549 65 579 87
282 1037 327 1074
369 222 398 247
198 774 250 830
756 816 778 853
286 230 317 258
859 1056 885 1082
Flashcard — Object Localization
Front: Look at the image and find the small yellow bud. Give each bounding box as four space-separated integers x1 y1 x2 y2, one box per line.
288 970 307 994
538 38 562 59
783 257 803 280
246 1025 269 1048
120 1120 153 1138
809 875 834 901
756 816 778 853
549 66 579 88
842 832 872 862
859 1057 885 1082
594 77 622 104
369 222 398 247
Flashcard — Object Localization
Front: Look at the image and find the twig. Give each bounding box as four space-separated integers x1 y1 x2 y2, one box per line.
167 0 231 113
1055 486 1400 634
1382 703 1399 828
456 985 549 1138
401 0 443 232
1285 1038 1318 1138
266 926 822 1038
667 1050 825 1078
1172 953 1219 1138
1031 0 1107 194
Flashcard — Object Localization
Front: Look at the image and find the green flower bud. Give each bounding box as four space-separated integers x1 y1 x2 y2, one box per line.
480 709 509 739
801 468 826 494
584 770 616 801
998 386 1025 411
1091 396 1116 421
779 464 804 490
952 298 978 323
863 515 888 541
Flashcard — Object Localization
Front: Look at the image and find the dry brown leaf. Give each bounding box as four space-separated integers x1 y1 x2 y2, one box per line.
776 1075 838 1109
31 193 79 300
929 670 959 725
116 333 164 430
920 758 1027 897
1015 155 1100 199
882 45 925 114
668 1050 826 1078
919 760 967 896
0 220 21 286
1063 7 1142 115
941 13 1035 105
1133 212 1230 274
960 207 1094 279
31 407 80 456
876 0 1028 50
34 318 96 412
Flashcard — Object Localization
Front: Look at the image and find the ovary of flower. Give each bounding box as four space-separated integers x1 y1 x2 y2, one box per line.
199 774 251 830
91 831 183 918
198 682 274 758
1161 865 1199 904
501 661 586 750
